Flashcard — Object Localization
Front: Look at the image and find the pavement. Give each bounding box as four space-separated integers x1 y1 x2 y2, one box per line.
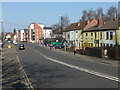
36 44 119 67
1 43 28 89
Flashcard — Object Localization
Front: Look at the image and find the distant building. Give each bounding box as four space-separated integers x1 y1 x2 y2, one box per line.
5 32 13 39
43 27 52 39
28 22 44 43
16 29 28 42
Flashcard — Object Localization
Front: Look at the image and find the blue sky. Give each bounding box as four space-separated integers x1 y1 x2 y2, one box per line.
2 2 118 32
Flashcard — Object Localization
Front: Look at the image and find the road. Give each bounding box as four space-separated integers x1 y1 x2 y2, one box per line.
15 43 119 88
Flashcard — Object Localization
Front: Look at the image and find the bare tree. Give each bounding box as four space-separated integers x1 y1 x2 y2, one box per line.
107 6 118 19
81 9 97 21
82 10 88 21
103 14 109 21
59 15 70 31
88 8 95 20
51 23 61 31
92 10 97 19
97 8 103 19
51 15 70 31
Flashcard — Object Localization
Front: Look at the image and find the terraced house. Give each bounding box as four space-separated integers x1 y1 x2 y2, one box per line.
63 21 87 49
82 18 120 48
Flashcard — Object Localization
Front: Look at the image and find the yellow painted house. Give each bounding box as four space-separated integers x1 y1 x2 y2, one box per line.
82 18 120 48
77 21 87 49
78 19 98 49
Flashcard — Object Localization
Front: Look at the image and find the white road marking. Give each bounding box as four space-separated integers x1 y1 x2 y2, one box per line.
27 46 120 82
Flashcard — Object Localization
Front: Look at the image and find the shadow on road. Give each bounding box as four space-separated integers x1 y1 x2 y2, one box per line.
2 82 28 90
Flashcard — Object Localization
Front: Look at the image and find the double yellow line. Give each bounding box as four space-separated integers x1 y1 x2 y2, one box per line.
13 44 34 90
16 56 34 90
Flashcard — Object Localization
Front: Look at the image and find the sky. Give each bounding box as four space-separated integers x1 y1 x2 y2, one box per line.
1 1 119 32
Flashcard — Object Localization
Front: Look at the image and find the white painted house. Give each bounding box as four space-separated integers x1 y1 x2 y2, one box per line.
69 30 78 47
43 27 52 39
19 29 27 42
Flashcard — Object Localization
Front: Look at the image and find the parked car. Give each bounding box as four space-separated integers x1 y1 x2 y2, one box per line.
13 41 18 45
19 44 25 50
54 44 64 49
8 40 13 43
14 42 18 45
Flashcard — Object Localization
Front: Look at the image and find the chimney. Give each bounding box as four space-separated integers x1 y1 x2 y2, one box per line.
77 22 80 26
98 18 104 26
87 20 90 25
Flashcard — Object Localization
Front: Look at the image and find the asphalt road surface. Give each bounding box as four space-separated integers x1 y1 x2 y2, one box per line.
15 43 119 88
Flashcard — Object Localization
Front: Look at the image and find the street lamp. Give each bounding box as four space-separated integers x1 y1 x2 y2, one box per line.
59 15 66 51
1 20 4 48
59 15 62 33
1 20 4 42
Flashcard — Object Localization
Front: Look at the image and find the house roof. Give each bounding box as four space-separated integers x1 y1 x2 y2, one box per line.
63 21 87 32
53 29 63 34
84 18 120 32
44 27 52 29
99 18 119 30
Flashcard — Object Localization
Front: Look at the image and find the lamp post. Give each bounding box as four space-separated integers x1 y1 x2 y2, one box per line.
1 20 3 42
59 15 62 33
60 15 66 51
1 20 4 48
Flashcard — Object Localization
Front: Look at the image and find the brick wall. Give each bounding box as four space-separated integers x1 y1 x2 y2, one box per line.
83 47 120 60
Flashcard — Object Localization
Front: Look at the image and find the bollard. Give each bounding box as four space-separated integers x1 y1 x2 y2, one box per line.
74 50 76 55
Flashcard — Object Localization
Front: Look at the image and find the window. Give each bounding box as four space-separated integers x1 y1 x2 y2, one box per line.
103 44 106 47
107 44 109 47
100 43 103 47
106 32 109 40
91 33 93 39
91 43 93 47
89 43 90 47
100 32 102 39
110 32 113 40
68 35 69 38
95 32 97 39
110 44 113 47
86 33 88 39
35 29 38 31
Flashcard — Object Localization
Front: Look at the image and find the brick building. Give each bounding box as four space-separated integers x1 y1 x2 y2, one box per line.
28 22 44 43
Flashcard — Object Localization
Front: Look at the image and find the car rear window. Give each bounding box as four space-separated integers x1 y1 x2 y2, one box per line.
20 44 24 46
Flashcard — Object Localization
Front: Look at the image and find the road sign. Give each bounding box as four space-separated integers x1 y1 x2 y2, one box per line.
94 40 99 44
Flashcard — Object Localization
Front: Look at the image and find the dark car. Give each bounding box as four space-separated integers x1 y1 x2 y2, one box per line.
19 44 25 50
54 44 61 49
55 44 64 49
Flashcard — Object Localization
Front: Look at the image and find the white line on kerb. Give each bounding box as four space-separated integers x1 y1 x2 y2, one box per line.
28 46 120 82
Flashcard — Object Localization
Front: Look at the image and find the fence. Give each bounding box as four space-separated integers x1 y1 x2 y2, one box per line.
67 46 120 60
